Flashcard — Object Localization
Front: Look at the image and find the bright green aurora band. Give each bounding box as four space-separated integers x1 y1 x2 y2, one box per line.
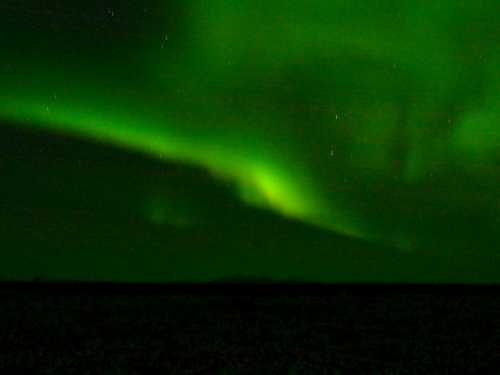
0 1 498 282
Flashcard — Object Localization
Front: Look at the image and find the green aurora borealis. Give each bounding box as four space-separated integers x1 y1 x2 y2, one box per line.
0 1 499 282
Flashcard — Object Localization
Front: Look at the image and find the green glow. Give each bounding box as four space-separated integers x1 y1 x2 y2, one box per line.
186 1 461 94
143 193 193 228
0 93 364 238
453 109 499 162
0 0 498 270
451 56 500 168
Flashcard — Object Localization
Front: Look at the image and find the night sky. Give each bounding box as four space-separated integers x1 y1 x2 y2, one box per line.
0 1 499 283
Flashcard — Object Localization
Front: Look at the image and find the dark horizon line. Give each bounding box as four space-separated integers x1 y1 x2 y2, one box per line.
0 279 499 296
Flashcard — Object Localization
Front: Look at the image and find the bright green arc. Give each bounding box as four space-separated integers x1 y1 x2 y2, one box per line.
0 93 363 240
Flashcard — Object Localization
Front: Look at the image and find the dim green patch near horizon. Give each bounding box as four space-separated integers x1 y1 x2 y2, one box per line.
0 0 499 282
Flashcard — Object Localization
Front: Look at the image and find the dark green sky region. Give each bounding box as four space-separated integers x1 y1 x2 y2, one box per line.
0 1 499 283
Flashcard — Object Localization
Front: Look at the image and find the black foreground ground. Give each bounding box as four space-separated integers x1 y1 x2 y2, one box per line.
0 283 499 374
